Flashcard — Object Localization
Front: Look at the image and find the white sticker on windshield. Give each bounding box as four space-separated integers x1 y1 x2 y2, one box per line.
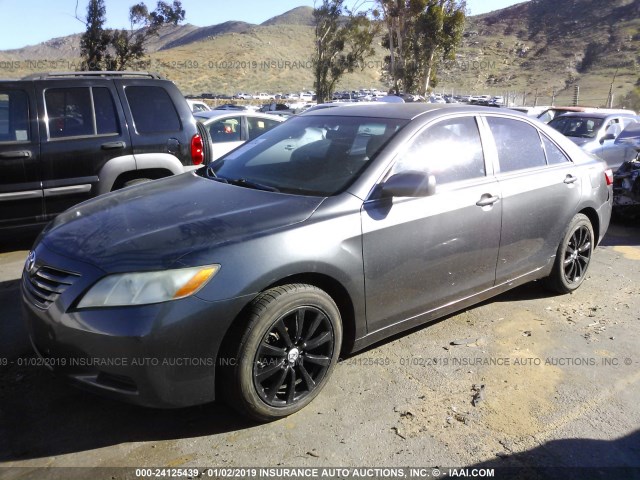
15 130 28 141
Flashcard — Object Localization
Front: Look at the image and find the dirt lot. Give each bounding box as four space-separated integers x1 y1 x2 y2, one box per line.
1 221 639 479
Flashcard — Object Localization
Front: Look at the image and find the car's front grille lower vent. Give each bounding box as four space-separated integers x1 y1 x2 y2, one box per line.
23 266 81 309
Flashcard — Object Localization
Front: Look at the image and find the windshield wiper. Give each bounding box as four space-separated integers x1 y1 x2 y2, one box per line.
205 165 217 178
226 178 280 192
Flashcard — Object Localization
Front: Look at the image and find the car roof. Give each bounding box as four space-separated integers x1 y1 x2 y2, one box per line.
552 112 637 119
194 110 284 121
301 103 524 120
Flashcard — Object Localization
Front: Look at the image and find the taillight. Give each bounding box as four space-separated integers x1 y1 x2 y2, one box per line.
604 169 613 186
191 134 204 165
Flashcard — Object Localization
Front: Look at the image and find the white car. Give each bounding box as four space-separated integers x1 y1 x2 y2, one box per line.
186 99 211 113
194 111 285 160
234 93 254 100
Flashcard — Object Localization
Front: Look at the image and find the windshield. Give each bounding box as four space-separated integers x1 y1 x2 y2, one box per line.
616 122 640 142
548 116 604 139
200 115 408 196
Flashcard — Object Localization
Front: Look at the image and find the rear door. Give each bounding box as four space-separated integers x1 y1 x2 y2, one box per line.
483 115 582 284
0 82 42 228
116 80 192 166
37 79 132 219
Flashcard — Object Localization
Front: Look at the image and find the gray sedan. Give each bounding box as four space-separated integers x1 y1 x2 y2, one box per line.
22 104 613 421
548 112 638 170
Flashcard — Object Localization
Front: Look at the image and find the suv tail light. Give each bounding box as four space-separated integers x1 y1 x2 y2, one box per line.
604 169 613 186
191 134 204 165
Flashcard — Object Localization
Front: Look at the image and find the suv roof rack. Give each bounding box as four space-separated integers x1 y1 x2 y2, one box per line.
22 71 165 80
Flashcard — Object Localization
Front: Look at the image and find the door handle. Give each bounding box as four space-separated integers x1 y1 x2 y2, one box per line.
0 150 31 159
476 194 500 207
284 145 295 151
101 141 126 150
564 174 578 184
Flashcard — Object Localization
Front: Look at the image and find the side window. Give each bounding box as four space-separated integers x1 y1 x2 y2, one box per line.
208 117 242 143
45 87 94 138
541 135 570 165
93 87 119 135
392 116 485 185
487 117 546 173
247 116 281 140
0 90 29 143
126 86 181 133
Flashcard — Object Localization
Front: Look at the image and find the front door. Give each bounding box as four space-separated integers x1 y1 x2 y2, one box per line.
362 115 501 333
0 82 42 229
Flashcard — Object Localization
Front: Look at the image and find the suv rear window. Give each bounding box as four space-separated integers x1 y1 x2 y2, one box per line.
126 86 181 133
0 90 29 143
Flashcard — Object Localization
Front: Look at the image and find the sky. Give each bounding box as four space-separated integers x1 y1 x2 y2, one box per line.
0 0 527 50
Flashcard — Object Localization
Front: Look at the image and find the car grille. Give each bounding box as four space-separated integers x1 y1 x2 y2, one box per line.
23 265 81 309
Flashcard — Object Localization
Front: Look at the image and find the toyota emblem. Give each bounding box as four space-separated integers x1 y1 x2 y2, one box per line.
25 251 36 273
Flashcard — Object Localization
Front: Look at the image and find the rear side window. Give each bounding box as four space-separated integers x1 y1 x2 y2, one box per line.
93 87 119 135
46 88 94 138
247 116 281 140
393 116 486 185
208 116 242 143
126 86 181 133
541 135 570 165
487 117 546 173
45 87 120 139
0 90 29 143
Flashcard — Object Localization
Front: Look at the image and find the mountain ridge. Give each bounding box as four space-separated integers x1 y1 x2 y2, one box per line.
1 1 638 106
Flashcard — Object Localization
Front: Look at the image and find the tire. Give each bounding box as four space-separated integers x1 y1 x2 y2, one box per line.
196 120 213 164
545 213 594 294
220 284 342 422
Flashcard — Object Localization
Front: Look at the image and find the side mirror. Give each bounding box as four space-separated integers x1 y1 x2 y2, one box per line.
600 133 616 143
380 171 437 198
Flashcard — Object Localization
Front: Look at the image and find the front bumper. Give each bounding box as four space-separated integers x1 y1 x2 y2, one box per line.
21 244 252 408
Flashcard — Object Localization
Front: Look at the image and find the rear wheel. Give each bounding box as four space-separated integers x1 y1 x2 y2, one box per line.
545 213 594 293
221 284 342 421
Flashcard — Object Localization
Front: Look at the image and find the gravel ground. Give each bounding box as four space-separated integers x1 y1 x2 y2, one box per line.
1 220 639 479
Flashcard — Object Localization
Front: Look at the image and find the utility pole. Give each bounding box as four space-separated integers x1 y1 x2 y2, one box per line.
607 68 619 108
534 88 539 107
551 87 556 106
573 85 580 106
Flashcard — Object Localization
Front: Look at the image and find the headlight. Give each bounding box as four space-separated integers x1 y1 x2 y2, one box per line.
77 265 220 308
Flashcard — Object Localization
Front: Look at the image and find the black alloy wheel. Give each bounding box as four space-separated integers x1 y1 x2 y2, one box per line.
221 284 342 421
253 305 335 407
545 213 594 293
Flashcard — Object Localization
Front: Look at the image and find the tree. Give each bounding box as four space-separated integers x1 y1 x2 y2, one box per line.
79 0 112 70
416 0 465 95
377 0 465 95
79 0 186 71
312 0 380 104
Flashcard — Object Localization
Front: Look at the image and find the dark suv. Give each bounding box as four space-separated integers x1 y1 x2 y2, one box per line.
0 71 207 231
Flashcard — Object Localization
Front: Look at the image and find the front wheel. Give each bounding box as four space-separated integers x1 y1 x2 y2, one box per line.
221 284 342 421
545 213 594 293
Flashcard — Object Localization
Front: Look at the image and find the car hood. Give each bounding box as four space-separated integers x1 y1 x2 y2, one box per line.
568 137 595 148
41 172 325 271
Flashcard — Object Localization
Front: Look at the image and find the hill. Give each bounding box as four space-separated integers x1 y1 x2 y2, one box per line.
261 6 315 27
1 1 638 106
